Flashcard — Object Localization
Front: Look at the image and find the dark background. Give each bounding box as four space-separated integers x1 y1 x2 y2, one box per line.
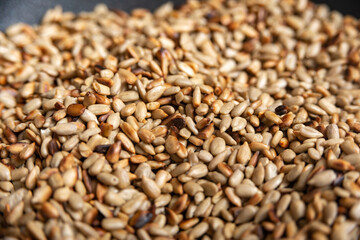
0 0 359 31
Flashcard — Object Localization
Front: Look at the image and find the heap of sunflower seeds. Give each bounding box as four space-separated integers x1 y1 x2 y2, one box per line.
0 0 360 239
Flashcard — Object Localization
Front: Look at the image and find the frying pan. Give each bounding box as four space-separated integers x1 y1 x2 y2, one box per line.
0 0 360 31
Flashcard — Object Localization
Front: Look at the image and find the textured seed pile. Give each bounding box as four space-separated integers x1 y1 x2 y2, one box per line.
1 0 360 239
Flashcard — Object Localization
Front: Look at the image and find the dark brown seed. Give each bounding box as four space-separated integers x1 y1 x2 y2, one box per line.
94 144 111 153
275 105 288 115
54 101 65 110
48 139 59 155
168 117 186 129
98 111 113 123
95 64 106 71
129 210 153 229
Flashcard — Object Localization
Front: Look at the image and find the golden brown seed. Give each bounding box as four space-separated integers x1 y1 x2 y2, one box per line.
84 92 96 107
106 141 121 163
121 122 140 143
117 132 135 154
4 127 17 144
138 128 156 144
26 221 47 240
141 176 161 199
198 122 214 139
66 104 86 117
19 142 36 160
41 202 59 219
119 69 137 85
130 155 148 164
172 194 188 214
1 2 360 239
165 135 180 154
264 111 283 125
237 142 252 164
